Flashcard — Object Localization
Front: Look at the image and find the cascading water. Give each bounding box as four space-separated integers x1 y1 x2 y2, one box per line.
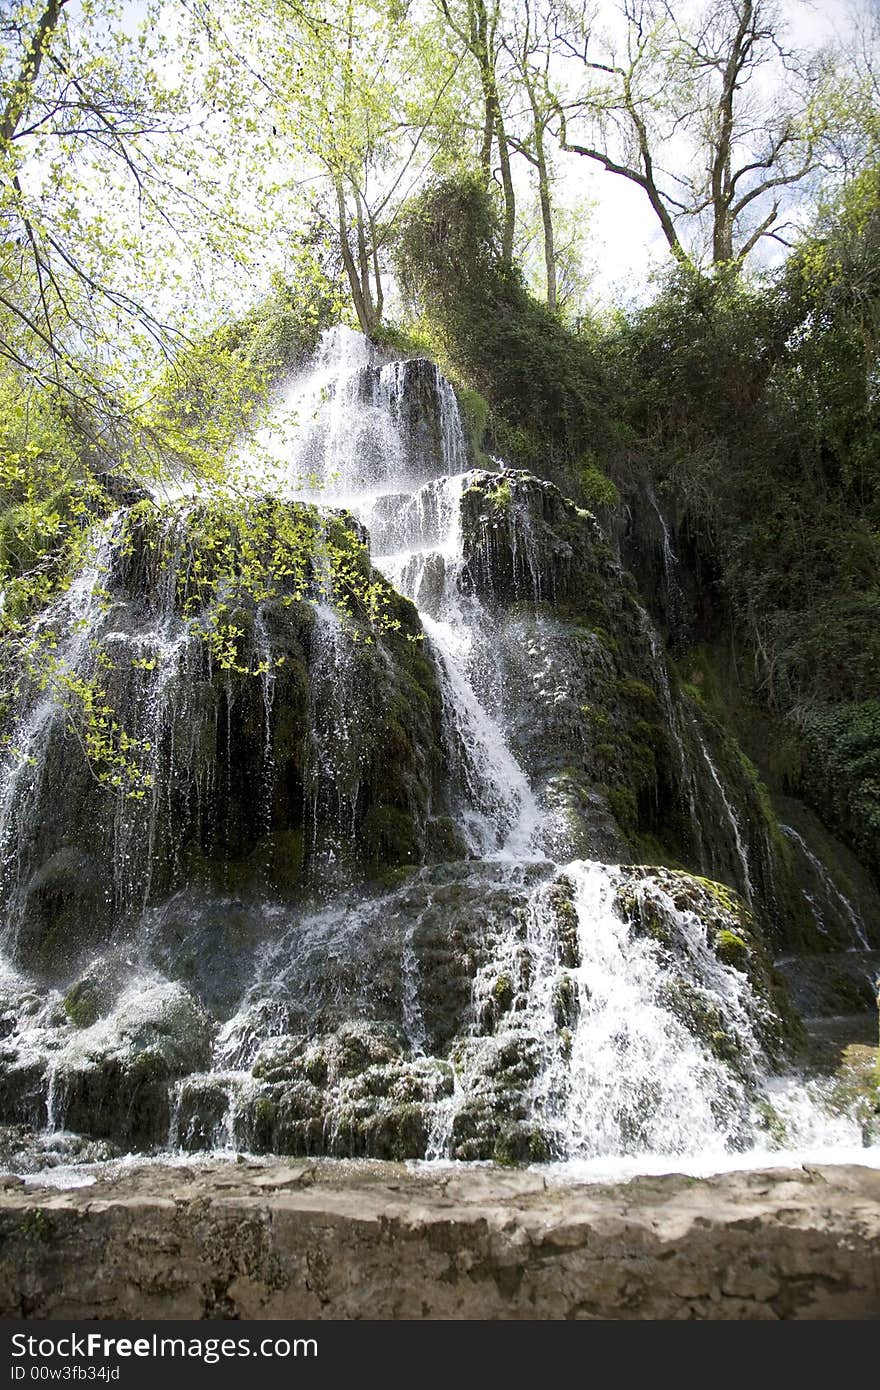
647 487 687 642
239 326 875 1166
781 825 870 950
0 324 876 1179
266 327 543 858
689 721 754 903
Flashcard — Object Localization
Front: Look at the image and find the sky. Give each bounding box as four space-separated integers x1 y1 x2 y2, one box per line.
124 0 872 322
31 0 875 354
557 0 865 302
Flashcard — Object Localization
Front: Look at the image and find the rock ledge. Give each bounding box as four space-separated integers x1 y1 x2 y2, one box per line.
1 1159 879 1319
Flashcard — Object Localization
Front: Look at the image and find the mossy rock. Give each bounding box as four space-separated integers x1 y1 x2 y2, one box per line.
547 876 580 968
63 978 107 1030
494 1121 552 1165
359 806 422 872
615 866 800 1062
492 974 514 1014
552 973 579 1031
825 1043 880 1143
715 929 750 972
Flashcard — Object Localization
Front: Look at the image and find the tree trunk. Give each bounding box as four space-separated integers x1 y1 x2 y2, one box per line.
480 88 494 182
0 0 69 144
335 178 374 336
521 64 557 310
537 148 556 310
368 211 384 322
710 0 753 265
353 186 376 329
494 99 516 263
713 214 735 266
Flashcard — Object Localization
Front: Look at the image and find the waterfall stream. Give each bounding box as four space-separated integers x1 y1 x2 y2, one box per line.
0 325 876 1179
781 825 870 950
234 326 873 1167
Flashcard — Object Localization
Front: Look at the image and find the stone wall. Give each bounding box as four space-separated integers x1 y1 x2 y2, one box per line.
1 1160 878 1320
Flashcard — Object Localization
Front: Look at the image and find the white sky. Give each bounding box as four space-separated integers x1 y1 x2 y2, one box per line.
43 0 874 343
556 0 862 301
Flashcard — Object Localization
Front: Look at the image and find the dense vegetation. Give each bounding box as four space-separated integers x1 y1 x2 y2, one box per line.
396 167 880 873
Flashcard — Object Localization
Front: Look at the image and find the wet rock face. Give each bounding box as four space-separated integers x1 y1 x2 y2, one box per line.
0 862 543 1160
0 460 845 1165
0 337 874 1173
54 983 214 1148
1 498 445 983
355 358 469 480
164 861 559 1163
456 469 860 947
613 869 798 1064
0 859 802 1163
456 472 665 860
454 472 707 870
460 470 615 612
774 951 880 1018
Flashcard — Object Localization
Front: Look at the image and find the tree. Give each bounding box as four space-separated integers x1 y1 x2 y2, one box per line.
193 0 463 336
815 0 880 186
435 0 517 261
550 0 831 269
1 2 184 438
502 0 560 307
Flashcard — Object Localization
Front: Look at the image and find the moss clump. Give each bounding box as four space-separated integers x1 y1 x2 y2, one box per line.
457 386 490 460
494 1123 551 1166
579 458 619 511
607 786 638 833
715 928 750 972
547 876 580 967
617 886 673 946
670 871 741 916
63 978 106 1030
552 974 579 1030
359 805 422 874
484 479 513 511
615 866 801 1063
657 977 739 1064
825 1043 880 1142
492 974 514 1013
752 1096 789 1146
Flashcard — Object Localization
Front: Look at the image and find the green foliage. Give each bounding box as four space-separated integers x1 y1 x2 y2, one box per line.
121 494 402 676
800 702 880 860
578 457 620 510
483 479 512 511
395 175 610 475
604 179 880 867
715 929 750 972
370 321 434 358
0 265 404 803
456 387 490 459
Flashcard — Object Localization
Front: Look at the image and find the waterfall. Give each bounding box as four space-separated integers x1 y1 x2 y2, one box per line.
377 475 543 859
305 602 361 889
0 324 875 1178
639 609 706 863
537 864 761 1156
781 824 869 950
0 518 121 953
647 487 687 640
240 328 870 1163
690 721 754 903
